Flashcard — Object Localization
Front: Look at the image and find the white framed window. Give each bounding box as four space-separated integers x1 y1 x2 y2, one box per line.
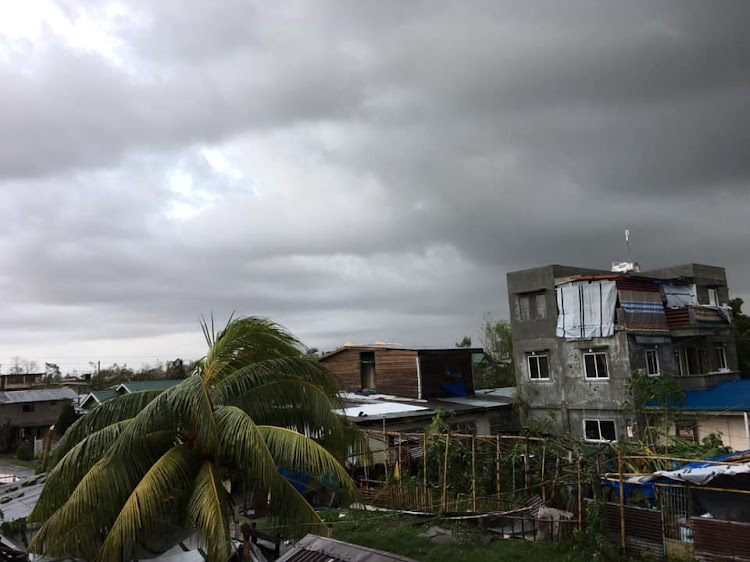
645 350 660 376
584 419 617 442
717 347 728 371
583 351 609 379
527 353 550 380
707 288 719 306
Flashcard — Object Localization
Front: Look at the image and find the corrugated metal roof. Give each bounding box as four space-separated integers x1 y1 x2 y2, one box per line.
81 389 119 409
0 387 78 405
278 535 418 562
440 395 513 408
648 379 750 412
116 379 184 393
336 402 429 418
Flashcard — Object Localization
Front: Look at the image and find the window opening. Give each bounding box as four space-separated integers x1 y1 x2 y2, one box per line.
717 347 727 371
360 351 376 390
527 353 550 380
645 349 660 376
707 288 719 306
583 351 609 379
584 419 616 442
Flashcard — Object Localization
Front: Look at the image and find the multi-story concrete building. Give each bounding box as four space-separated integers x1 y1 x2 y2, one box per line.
507 263 739 443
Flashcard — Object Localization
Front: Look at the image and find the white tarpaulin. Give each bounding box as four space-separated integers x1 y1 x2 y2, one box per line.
662 283 698 309
556 280 617 339
655 463 750 485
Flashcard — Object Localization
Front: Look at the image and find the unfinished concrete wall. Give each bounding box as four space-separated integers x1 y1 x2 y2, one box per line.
0 399 68 429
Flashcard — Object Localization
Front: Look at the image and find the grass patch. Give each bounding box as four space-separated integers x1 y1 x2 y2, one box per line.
4 458 38 470
317 509 580 562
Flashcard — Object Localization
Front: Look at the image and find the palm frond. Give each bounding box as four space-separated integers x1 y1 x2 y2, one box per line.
214 407 336 538
226 378 357 457
110 375 216 456
50 390 164 468
29 458 111 560
213 357 343 406
187 461 233 562
257 425 359 501
29 428 178 558
29 419 131 522
95 444 199 561
202 317 305 385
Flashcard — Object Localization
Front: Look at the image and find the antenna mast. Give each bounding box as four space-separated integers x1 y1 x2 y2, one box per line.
625 229 631 263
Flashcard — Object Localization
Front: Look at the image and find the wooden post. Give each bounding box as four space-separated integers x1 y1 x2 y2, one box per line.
423 432 429 508
577 458 582 531
541 440 547 502
524 436 531 491
552 456 560 505
471 436 476 512
495 436 501 503
398 432 402 487
442 433 450 512
618 449 626 553
383 419 389 478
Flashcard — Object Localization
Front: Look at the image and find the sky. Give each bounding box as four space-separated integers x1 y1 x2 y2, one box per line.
1 1 749 373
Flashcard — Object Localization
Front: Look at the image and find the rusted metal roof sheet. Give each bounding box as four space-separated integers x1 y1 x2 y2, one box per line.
277 534 418 562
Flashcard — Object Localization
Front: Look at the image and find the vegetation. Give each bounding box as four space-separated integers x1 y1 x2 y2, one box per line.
15 443 33 462
54 402 79 437
28 316 364 562
459 314 515 389
318 509 583 562
624 371 684 447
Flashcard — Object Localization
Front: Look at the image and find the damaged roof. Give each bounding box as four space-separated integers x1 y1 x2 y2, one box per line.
277 534 418 562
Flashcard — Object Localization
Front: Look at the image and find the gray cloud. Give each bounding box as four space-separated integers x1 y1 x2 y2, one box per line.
0 1 748 368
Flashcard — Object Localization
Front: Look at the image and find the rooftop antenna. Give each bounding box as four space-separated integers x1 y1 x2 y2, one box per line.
625 229 631 263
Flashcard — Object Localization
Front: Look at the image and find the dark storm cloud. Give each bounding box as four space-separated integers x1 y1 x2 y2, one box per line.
0 1 748 362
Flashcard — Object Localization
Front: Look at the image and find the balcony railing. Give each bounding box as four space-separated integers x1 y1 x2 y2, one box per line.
665 306 730 329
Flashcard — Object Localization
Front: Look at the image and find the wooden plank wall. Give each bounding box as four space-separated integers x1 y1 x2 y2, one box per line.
418 350 475 399
320 348 420 398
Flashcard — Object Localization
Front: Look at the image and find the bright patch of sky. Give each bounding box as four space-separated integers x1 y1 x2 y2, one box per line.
165 148 256 220
0 1 125 64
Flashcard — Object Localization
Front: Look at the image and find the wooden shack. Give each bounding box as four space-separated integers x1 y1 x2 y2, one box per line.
319 345 481 399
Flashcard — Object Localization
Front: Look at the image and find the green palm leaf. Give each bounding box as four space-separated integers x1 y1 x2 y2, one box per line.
95 444 199 561
29 419 131 522
50 390 163 468
187 461 233 562
29 315 362 560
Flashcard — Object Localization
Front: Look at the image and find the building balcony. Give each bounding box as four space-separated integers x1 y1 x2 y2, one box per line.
665 306 731 335
674 370 740 391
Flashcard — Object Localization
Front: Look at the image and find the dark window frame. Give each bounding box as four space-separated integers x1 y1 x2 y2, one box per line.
514 291 547 322
645 349 660 377
527 353 550 380
583 419 617 442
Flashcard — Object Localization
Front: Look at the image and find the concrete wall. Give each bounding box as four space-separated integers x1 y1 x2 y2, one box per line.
514 331 635 440
507 263 739 442
696 414 749 452
0 399 68 429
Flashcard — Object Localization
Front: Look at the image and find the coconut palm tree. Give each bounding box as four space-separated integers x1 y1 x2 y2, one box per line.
28 316 362 561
